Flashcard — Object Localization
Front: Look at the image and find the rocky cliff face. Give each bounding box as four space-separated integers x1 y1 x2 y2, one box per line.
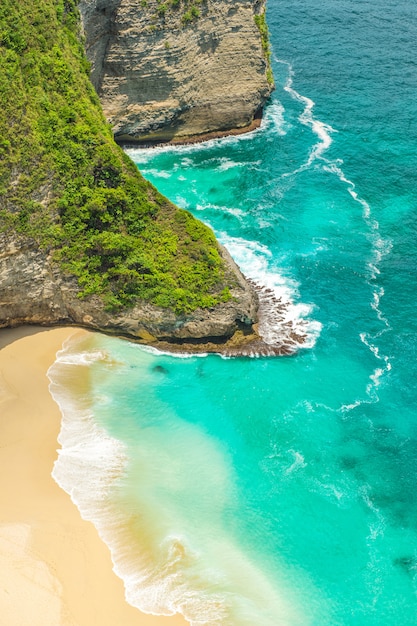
0 232 260 352
79 0 273 143
0 230 306 356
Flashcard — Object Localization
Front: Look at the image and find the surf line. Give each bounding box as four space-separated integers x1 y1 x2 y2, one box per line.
323 162 392 405
274 56 392 405
274 57 337 176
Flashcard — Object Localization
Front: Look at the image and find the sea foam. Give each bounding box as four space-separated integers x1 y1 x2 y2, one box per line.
274 58 337 176
274 56 393 403
219 232 322 350
48 335 308 625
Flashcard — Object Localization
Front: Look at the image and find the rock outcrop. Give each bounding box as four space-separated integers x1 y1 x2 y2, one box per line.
0 232 260 352
79 0 273 144
0 230 308 355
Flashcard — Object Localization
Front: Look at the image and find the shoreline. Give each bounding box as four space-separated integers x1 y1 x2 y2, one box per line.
0 326 188 626
116 112 263 149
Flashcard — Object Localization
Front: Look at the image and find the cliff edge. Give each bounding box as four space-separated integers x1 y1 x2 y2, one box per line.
0 1 301 356
79 0 274 144
0 0 261 353
0 231 259 348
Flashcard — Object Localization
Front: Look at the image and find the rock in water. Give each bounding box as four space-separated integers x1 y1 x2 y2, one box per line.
79 0 274 144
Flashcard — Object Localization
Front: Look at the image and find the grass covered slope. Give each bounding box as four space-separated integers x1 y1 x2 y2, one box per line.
0 0 232 315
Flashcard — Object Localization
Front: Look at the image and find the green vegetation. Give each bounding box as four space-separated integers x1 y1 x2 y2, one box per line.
149 0 202 27
182 5 200 23
254 11 274 86
0 0 231 314
157 3 167 16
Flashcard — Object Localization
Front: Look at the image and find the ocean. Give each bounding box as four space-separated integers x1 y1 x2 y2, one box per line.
48 0 417 623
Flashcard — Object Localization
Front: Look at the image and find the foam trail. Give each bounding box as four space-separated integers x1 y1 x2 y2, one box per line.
194 202 245 221
261 100 289 136
274 58 336 175
323 160 393 402
285 450 307 475
359 484 388 607
274 57 393 403
140 168 172 179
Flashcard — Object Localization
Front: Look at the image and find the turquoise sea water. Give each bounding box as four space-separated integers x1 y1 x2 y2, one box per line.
49 1 417 624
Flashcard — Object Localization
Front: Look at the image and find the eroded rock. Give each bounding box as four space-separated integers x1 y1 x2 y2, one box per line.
79 0 273 144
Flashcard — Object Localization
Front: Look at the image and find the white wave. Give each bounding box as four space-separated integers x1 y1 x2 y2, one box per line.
274 58 336 176
195 202 245 220
339 327 392 412
220 234 293 303
285 450 307 475
339 399 363 414
173 195 190 209
180 157 193 168
360 328 392 396
140 344 209 359
261 100 289 136
359 485 386 539
48 348 128 510
322 163 393 284
217 160 241 172
140 168 172 178
53 348 110 366
219 233 322 349
257 217 274 229
313 479 346 504
213 157 245 171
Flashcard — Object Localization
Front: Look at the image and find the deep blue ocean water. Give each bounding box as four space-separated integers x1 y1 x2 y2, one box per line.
49 1 417 623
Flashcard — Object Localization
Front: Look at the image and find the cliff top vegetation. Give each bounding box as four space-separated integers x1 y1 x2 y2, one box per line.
0 0 232 313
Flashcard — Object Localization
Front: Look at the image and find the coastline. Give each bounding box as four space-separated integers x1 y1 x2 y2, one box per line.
0 326 188 626
116 113 263 149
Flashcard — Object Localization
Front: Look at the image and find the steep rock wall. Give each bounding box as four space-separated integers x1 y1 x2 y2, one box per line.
79 0 273 143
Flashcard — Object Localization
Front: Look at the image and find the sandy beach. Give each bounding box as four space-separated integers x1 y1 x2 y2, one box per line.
0 326 188 626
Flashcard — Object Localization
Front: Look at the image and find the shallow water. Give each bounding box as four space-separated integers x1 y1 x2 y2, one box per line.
50 0 417 623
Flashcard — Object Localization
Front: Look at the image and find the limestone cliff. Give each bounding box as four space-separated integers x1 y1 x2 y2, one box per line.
79 0 274 143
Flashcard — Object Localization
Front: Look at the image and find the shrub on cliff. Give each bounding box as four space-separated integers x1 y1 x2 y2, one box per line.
0 0 231 313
